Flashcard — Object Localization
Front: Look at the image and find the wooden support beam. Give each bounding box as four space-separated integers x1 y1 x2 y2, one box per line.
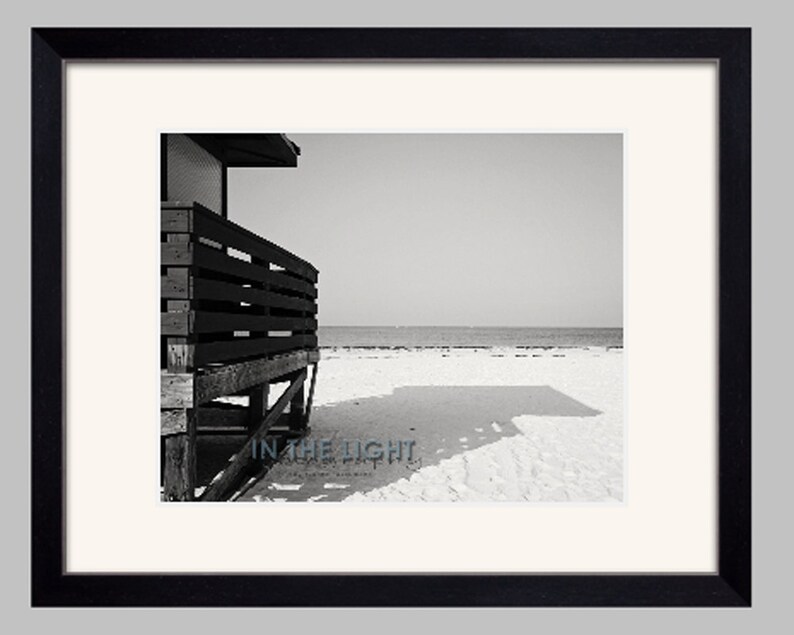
288 370 306 432
304 362 319 427
248 383 269 434
162 247 197 500
199 369 307 502
163 414 196 501
195 350 314 404
227 429 309 501
197 402 249 430
163 351 317 409
248 251 269 437
164 232 195 370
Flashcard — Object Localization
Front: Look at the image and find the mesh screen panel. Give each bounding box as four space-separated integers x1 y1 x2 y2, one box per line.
166 134 223 214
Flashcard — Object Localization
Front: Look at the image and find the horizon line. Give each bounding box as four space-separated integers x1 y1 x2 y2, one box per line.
317 325 624 329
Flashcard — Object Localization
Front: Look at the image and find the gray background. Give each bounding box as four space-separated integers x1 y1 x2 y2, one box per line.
4 0 787 629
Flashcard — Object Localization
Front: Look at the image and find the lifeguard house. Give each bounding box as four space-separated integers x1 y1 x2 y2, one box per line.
160 133 319 501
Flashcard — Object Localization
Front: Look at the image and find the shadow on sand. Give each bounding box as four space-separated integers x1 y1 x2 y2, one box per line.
242 385 600 502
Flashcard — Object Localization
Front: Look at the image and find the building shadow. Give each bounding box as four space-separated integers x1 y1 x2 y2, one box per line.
242 385 600 502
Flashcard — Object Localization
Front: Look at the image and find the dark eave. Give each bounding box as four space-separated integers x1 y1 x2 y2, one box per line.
186 133 300 168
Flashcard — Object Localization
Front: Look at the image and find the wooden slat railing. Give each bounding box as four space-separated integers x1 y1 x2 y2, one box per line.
161 201 319 370
160 201 320 502
162 202 317 281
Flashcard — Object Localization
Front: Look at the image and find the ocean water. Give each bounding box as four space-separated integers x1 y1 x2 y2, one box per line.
318 326 623 349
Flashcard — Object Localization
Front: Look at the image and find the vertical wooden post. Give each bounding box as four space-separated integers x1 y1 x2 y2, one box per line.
163 415 196 501
249 254 270 435
162 231 197 501
248 383 270 434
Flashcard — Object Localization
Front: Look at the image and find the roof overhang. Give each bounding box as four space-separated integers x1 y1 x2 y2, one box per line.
186 133 300 168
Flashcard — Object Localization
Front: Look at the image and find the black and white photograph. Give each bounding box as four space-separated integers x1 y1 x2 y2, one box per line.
160 132 624 503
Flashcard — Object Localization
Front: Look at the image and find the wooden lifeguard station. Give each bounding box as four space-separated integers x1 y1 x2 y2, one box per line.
160 134 319 501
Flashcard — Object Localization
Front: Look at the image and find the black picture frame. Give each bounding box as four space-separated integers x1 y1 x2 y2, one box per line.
31 27 751 607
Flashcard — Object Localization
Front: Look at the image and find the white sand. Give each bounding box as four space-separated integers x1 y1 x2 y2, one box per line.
243 347 623 503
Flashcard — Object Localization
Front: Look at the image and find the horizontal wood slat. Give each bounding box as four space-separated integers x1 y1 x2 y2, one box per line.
161 311 193 336
162 243 317 299
161 373 193 409
161 274 318 313
161 409 188 435
161 207 192 233
195 313 316 334
192 205 317 283
161 203 317 282
162 311 316 336
161 242 193 267
266 268 317 297
197 403 249 429
194 335 317 365
194 278 316 312
161 272 190 299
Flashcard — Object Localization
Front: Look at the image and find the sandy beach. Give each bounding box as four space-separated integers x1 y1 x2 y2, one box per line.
241 346 623 503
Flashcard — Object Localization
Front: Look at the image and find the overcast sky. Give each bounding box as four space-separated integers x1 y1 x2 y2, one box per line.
229 134 622 328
